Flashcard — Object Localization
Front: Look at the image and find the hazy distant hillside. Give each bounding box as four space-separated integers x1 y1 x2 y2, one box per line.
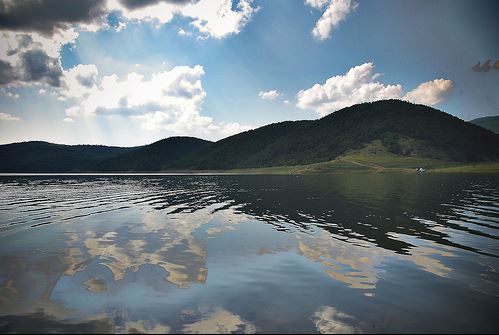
171 100 499 169
0 137 211 172
97 137 212 171
470 116 499 134
0 142 136 172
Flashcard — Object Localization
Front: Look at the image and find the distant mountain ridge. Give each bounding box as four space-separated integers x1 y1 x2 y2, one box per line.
470 116 499 134
0 141 137 172
0 137 210 172
1 100 498 172
97 137 213 171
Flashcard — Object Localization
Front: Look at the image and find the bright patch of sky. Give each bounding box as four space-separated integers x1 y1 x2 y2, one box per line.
0 0 498 146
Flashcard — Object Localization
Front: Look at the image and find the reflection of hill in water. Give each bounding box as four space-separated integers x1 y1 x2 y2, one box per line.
1 174 497 303
0 175 498 333
211 175 499 257
1 174 498 257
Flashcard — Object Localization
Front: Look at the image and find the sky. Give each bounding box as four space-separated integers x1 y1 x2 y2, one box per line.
0 0 498 146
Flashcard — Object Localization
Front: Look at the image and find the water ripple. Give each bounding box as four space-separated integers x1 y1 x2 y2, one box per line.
0 175 498 258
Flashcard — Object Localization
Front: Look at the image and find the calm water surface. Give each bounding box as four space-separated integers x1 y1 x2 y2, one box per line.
0 174 498 333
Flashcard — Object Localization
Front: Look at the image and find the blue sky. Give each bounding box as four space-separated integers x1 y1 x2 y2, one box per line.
0 0 498 146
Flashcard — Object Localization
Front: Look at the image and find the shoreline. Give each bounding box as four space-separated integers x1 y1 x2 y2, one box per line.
1 163 499 176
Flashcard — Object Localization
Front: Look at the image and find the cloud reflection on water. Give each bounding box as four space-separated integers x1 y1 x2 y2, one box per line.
0 175 498 333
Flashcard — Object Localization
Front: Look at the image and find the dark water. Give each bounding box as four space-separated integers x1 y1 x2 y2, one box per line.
0 174 498 333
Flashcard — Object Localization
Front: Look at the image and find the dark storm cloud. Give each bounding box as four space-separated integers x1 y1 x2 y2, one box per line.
0 59 16 85
0 32 63 87
167 84 203 99
5 34 33 57
20 49 63 86
481 60 492 72
14 33 32 48
0 0 107 35
118 0 194 10
0 0 106 87
0 50 63 87
76 74 96 88
472 60 499 73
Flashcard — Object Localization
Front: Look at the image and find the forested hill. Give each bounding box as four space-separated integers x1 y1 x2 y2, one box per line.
0 142 137 172
0 137 211 172
170 100 499 169
1 100 498 172
97 137 213 171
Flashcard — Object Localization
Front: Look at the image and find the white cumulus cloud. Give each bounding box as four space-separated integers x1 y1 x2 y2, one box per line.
0 0 258 90
60 64 99 99
0 112 20 121
0 29 78 87
403 79 454 106
297 62 403 116
183 0 259 39
306 0 357 41
4 91 19 99
106 0 179 26
297 62 454 116
108 0 259 39
305 0 330 8
178 28 191 36
259 89 280 100
313 306 360 334
62 64 251 140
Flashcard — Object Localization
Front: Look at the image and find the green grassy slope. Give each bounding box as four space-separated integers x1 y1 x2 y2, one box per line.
230 141 499 174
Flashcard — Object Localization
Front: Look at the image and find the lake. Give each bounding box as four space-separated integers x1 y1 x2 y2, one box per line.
0 174 498 333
